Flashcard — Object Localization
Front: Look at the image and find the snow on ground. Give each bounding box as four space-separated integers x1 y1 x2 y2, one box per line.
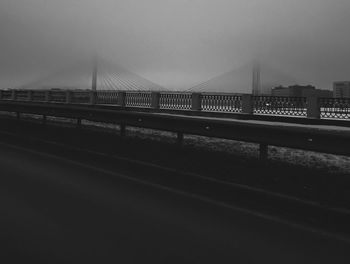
81 120 350 175
130 128 350 175
184 134 350 174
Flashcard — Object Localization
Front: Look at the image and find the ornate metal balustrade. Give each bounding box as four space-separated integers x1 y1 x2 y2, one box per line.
15 90 30 101
320 97 350 119
32 90 46 101
159 92 192 110
202 93 242 112
96 90 119 105
48 90 66 103
3 89 350 121
125 92 151 107
71 90 91 104
0 90 13 100
254 96 307 117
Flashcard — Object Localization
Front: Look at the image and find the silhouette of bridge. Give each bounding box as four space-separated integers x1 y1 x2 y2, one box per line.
2 53 349 121
10 55 298 94
19 57 167 92
187 62 297 94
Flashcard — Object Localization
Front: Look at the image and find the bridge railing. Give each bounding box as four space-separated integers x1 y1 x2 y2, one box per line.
32 90 47 102
0 90 13 100
125 92 152 108
1 89 350 120
159 92 192 110
96 90 119 105
202 93 242 113
253 96 307 117
15 90 31 101
48 90 66 103
70 90 91 104
320 97 350 119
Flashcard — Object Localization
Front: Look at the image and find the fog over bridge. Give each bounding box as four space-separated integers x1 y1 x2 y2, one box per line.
13 56 299 95
19 57 167 92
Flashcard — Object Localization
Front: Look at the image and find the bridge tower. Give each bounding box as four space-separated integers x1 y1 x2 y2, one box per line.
252 61 261 95
91 55 98 91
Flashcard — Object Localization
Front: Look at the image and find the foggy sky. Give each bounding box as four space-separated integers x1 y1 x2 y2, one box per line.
0 0 349 91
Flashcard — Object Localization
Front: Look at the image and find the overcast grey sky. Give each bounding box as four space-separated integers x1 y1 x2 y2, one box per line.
0 0 349 91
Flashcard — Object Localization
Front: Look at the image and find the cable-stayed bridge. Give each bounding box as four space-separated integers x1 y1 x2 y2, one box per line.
3 55 349 120
12 56 299 95
19 57 167 91
187 61 298 94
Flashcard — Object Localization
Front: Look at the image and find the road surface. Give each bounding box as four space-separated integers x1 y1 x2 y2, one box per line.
0 142 349 263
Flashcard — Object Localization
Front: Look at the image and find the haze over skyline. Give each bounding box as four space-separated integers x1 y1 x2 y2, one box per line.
0 0 349 91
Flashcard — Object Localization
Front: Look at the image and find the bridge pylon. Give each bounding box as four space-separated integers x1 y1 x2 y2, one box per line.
252 60 261 95
91 55 98 91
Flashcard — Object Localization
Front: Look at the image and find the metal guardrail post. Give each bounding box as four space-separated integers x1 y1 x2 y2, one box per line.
89 91 96 105
65 90 72 104
259 143 268 161
77 118 82 128
44 90 50 102
151 92 160 109
191 93 202 111
242 94 254 114
177 132 184 145
120 123 126 137
307 96 320 119
117 91 126 107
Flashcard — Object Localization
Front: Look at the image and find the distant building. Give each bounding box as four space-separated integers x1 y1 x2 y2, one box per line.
333 81 350 98
302 89 333 98
271 85 290 96
271 85 332 97
271 85 315 97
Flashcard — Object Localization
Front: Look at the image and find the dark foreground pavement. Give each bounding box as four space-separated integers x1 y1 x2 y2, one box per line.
0 142 349 263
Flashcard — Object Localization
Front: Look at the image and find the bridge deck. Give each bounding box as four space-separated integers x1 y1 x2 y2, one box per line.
1 141 350 263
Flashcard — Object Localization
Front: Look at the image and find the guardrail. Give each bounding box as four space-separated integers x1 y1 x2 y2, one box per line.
1 89 350 120
1 99 350 161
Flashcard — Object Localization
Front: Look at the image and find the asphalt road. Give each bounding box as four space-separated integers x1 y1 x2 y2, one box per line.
0 142 349 263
